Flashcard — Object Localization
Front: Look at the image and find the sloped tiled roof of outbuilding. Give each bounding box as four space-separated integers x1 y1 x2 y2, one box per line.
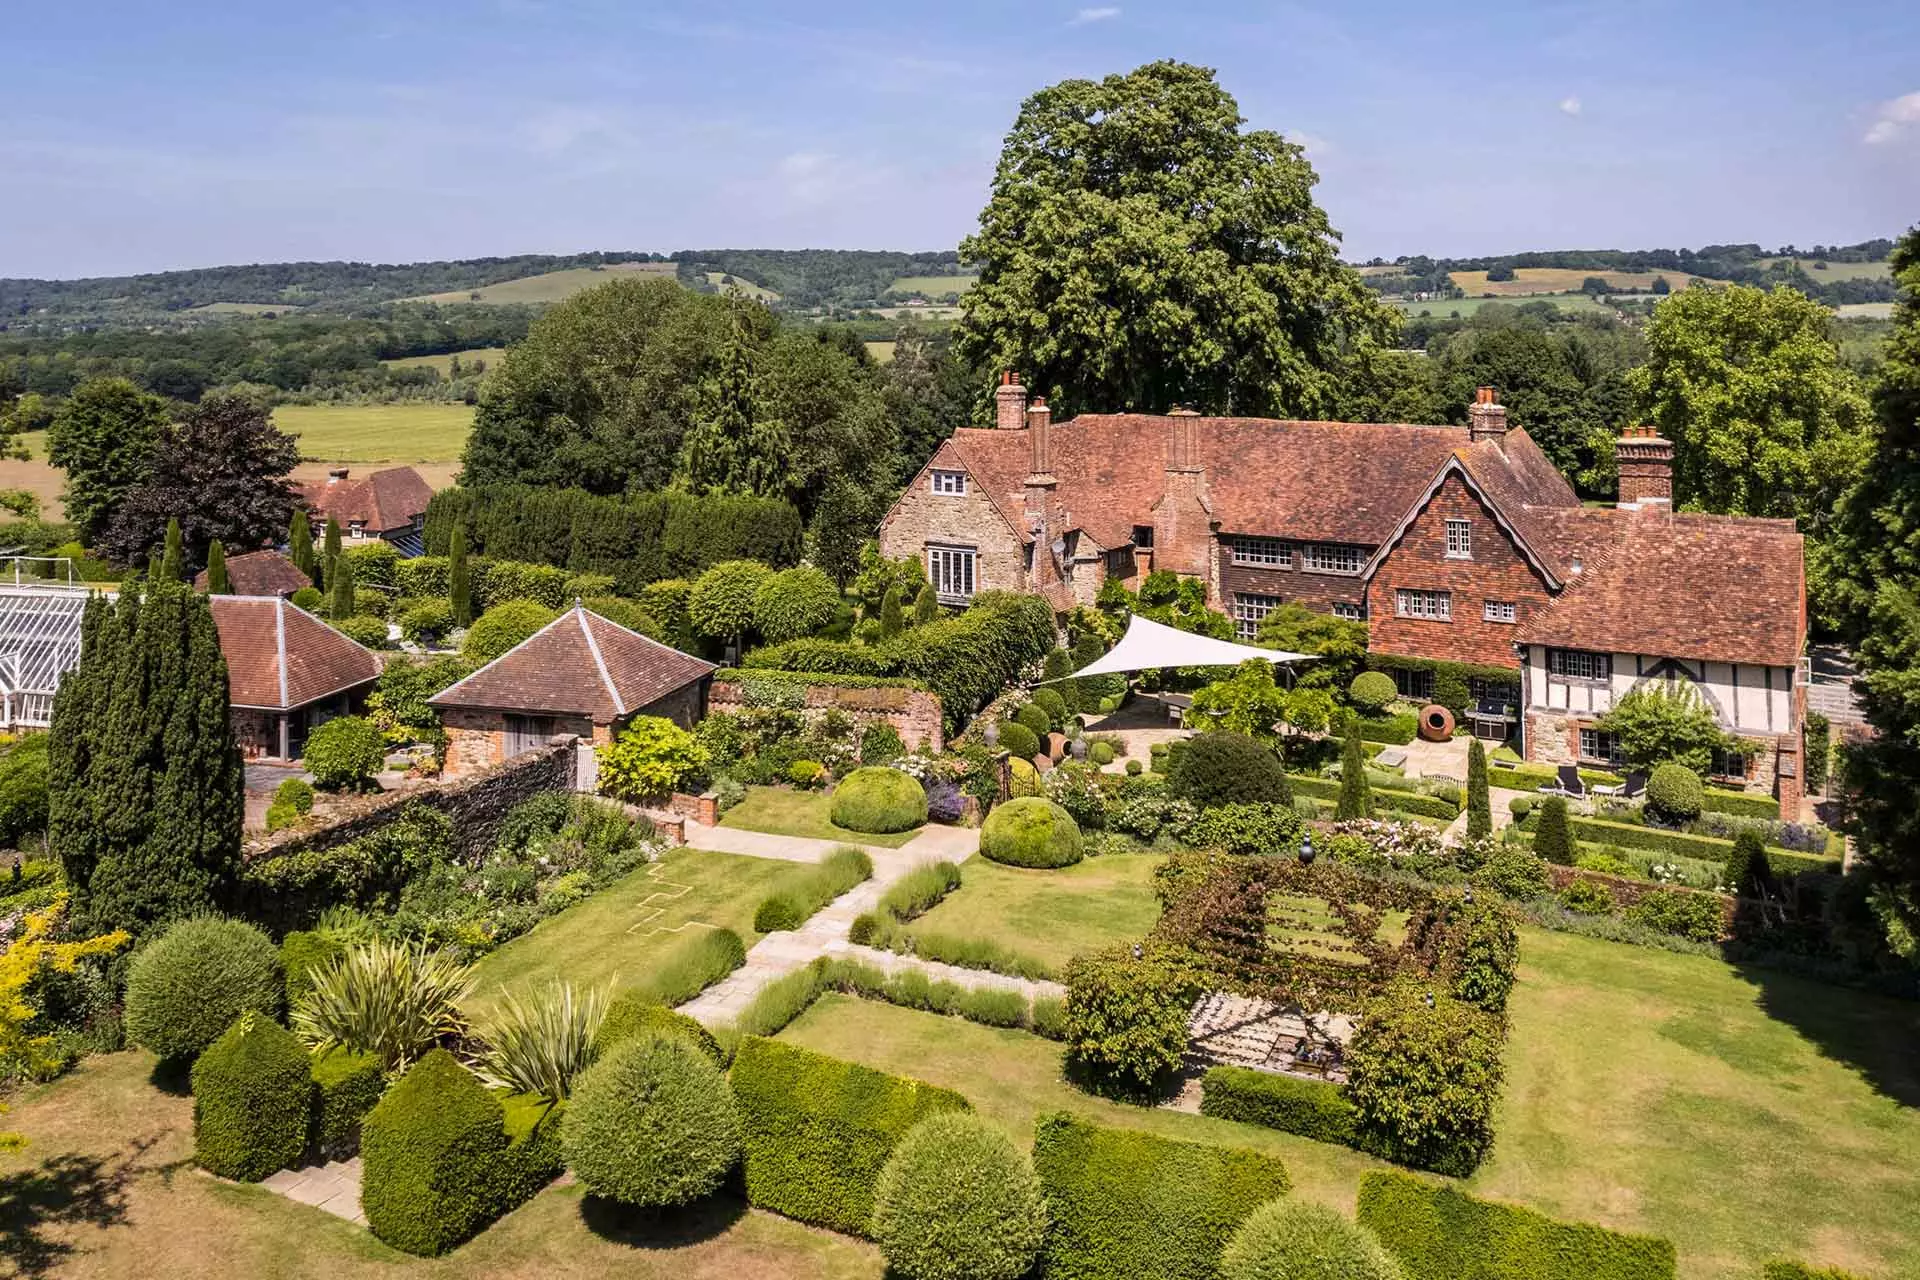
195 549 311 598
429 605 715 723
209 596 383 710
299 466 434 533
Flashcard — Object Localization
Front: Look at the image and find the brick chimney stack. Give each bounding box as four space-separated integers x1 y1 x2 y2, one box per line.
995 370 1028 431
1166 404 1202 473
1616 424 1674 509
1467 386 1508 442
1026 398 1053 478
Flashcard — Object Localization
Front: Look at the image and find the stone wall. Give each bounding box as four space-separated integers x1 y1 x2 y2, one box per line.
877 439 1028 600
709 676 945 752
441 708 602 779
246 736 579 865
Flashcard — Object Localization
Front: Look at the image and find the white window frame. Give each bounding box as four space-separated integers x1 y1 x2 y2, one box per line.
930 470 968 496
1579 727 1626 766
1483 599 1516 624
1231 537 1293 568
1548 648 1611 682
1445 519 1472 560
927 544 976 603
1303 543 1365 575
1232 593 1280 640
1395 588 1452 621
1332 602 1361 621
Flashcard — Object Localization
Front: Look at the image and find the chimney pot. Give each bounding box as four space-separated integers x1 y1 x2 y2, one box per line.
1467 388 1508 442
1616 424 1673 508
995 371 1028 431
327 468 349 484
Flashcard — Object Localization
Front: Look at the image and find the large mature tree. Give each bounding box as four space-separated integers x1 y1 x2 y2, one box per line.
48 585 243 935
1819 226 1920 956
955 60 1396 419
881 322 980 478
99 392 298 567
1630 284 1871 525
46 377 170 542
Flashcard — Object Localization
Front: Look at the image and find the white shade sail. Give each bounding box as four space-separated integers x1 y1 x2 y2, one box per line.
1048 613 1316 680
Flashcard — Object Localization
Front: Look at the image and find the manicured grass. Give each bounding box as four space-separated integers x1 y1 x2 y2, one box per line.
403 260 680 305
271 402 474 463
717 787 919 849
465 846 799 1010
0 1050 882 1279
780 928 1920 1280
380 346 508 374
905 852 1166 974
183 300 302 315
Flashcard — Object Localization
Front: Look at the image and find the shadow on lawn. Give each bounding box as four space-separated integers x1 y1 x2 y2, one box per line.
1732 960 1920 1108
0 1136 154 1278
579 1189 748 1248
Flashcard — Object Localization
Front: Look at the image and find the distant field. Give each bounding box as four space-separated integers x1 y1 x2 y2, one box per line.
381 346 508 374
403 260 679 305
1396 293 1613 319
704 271 780 301
1834 302 1895 319
864 340 897 363
1760 257 1891 283
272 402 474 463
872 304 964 322
1450 267 1701 296
889 274 975 296
183 301 302 316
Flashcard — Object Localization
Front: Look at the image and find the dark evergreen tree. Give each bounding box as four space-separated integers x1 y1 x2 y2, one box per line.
288 508 315 581
47 595 114 897
449 522 473 627
1533 797 1574 865
1336 722 1372 820
913 582 938 627
1465 737 1492 840
807 479 869 588
205 540 229 594
321 517 342 592
160 517 185 583
674 300 757 494
879 585 905 639
330 552 356 620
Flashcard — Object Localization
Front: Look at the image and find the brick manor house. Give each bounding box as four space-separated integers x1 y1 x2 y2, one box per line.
877 374 1808 810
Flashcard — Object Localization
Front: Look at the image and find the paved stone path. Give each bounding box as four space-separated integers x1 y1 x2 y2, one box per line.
260 1158 365 1224
679 822 982 1026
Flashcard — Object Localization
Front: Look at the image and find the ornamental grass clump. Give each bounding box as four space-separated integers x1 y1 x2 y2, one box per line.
124 916 284 1062
472 980 609 1101
292 937 472 1073
871 1111 1048 1280
560 1032 743 1207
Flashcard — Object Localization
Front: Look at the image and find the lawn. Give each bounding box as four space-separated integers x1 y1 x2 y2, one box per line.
717 787 918 849
0 1051 882 1279
272 402 475 463
403 260 680 305
904 852 1166 974
381 346 508 374
465 847 800 1011
782 930 1920 1280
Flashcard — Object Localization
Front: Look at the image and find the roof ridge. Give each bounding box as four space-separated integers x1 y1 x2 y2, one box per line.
274 597 288 709
575 605 625 717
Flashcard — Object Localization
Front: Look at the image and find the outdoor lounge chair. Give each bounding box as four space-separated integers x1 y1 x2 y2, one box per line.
1596 771 1648 800
1537 764 1586 798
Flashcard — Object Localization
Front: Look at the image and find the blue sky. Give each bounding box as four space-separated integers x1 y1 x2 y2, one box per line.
3 0 1917 278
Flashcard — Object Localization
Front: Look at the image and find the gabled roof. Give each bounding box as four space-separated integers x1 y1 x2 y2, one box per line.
209 596 383 711
1514 509 1806 667
300 466 434 534
196 549 311 598
429 605 716 723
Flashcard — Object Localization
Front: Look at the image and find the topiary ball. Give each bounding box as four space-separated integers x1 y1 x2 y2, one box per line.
594 993 724 1064
1089 740 1117 766
981 797 1083 869
190 1012 313 1181
1125 758 1143 776
1014 702 1052 738
1221 1198 1405 1280
1645 762 1704 824
125 916 284 1061
1348 671 1398 716
560 1033 743 1207
872 1111 1048 1280
995 720 1041 762
1167 731 1292 808
463 599 559 664
830 766 929 834
1030 688 1068 730
303 715 388 790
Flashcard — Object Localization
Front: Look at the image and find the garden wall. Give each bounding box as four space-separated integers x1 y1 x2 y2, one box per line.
245 738 578 865
1545 864 1738 934
710 674 945 752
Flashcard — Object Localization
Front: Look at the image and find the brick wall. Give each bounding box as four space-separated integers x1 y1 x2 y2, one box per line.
245 736 578 866
1367 472 1552 669
878 443 1028 598
1216 540 1369 617
709 677 945 751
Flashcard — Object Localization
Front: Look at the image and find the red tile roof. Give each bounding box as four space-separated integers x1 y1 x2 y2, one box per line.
429 605 716 723
209 596 383 710
299 466 434 534
195 549 311 598
1514 509 1806 667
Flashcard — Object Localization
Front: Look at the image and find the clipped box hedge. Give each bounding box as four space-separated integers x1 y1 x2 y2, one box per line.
1031 1111 1291 1280
190 1014 313 1182
730 1037 970 1236
1199 1065 1356 1146
1699 788 1781 820
1565 815 1842 875
1353 714 1418 746
1287 775 1460 821
1356 1170 1676 1280
360 1050 563 1256
310 1047 386 1160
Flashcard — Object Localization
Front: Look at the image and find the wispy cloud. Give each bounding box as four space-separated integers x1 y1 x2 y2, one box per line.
1286 129 1334 158
1863 90 1920 144
1558 96 1582 117
1069 7 1121 25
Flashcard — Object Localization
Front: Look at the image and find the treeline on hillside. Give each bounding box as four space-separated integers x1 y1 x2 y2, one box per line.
0 252 671 328
0 305 532 403
422 486 804 593
673 249 968 310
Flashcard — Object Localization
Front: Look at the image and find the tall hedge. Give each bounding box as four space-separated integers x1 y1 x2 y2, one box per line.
360 1050 563 1256
190 1013 313 1181
730 1036 971 1235
745 591 1055 732
1031 1111 1291 1280
424 485 803 592
1343 980 1504 1177
1199 1065 1357 1146
1356 1171 1676 1280
310 1047 386 1160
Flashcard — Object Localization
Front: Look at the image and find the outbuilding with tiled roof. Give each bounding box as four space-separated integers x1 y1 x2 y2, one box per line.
195 549 312 599
208 595 384 759
299 466 436 556
428 604 716 778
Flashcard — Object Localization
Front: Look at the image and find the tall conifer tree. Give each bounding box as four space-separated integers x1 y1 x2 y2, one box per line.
330 552 356 620
160 517 185 583
288 508 315 581
1465 737 1492 840
449 522 473 627
205 540 230 594
1336 721 1372 820
320 517 342 591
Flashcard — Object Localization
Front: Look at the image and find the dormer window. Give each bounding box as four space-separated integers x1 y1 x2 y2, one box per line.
931 470 968 496
1231 536 1293 567
347 520 366 537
